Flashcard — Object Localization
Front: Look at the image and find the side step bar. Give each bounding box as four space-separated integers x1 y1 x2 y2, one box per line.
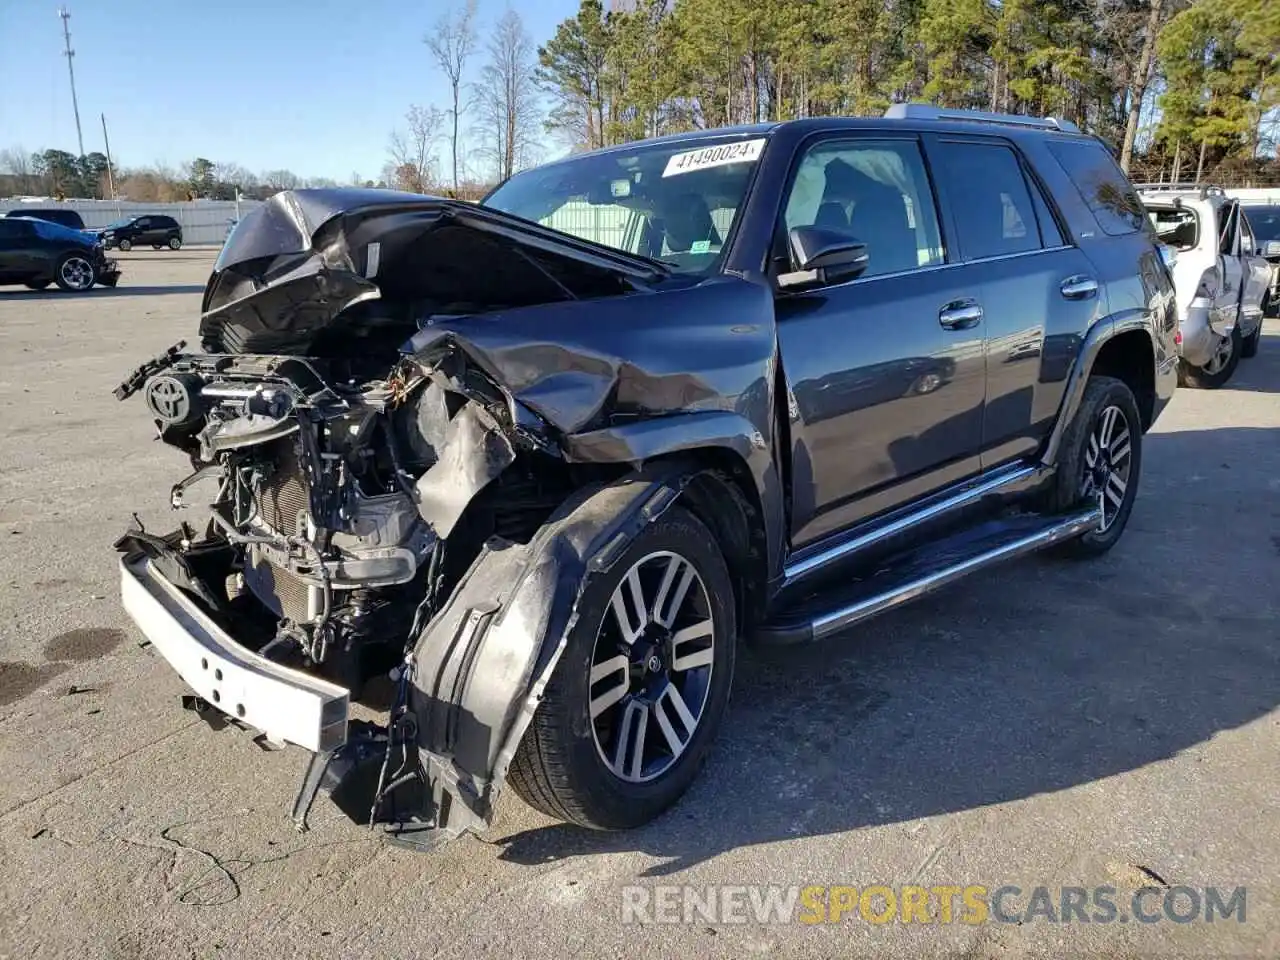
756 508 1101 645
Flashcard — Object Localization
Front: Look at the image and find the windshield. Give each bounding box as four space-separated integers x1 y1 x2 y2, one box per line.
1244 206 1280 245
482 134 769 275
105 217 136 229
1147 206 1198 252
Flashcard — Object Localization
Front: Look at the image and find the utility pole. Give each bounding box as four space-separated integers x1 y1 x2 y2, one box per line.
101 113 116 200
58 7 86 158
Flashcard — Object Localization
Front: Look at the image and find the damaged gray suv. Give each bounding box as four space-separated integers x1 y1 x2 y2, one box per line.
115 105 1177 847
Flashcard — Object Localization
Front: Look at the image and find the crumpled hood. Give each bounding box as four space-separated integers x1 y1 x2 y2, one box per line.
199 189 667 355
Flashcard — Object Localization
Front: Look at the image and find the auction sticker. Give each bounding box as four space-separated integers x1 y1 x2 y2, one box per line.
663 138 766 177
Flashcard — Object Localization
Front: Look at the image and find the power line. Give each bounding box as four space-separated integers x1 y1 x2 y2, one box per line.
58 7 85 157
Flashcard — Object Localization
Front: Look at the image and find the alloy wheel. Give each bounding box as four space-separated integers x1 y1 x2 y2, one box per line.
1080 404 1133 531
589 550 716 783
59 256 95 291
1201 332 1235 376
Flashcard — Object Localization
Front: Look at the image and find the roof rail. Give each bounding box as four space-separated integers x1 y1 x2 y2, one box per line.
883 103 1081 134
1132 182 1225 199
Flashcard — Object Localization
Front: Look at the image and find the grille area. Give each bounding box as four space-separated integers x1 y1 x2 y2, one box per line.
257 441 307 536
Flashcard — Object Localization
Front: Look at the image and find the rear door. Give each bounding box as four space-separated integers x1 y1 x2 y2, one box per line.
925 134 1100 467
1239 212 1271 321
772 134 988 548
1217 200 1245 319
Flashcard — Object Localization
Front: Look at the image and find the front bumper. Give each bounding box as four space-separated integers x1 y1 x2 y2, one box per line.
1178 297 1235 367
120 557 349 752
97 258 121 287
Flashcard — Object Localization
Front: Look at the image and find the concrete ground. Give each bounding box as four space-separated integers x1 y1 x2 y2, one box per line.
0 250 1276 959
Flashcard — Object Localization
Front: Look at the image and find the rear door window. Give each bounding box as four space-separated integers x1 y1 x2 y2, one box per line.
1047 140 1146 236
931 141 1055 260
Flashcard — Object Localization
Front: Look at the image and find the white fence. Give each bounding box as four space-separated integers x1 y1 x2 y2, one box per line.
0 199 263 245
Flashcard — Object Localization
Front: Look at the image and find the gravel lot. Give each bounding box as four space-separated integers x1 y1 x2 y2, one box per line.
0 249 1277 959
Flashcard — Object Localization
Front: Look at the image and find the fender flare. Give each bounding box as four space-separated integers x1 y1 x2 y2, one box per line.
406 461 694 838
1039 312 1157 468
563 408 786 577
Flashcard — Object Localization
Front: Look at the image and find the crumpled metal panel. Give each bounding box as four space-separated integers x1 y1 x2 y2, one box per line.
409 467 685 825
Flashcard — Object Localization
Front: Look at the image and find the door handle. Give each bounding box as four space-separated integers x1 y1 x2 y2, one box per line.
939 299 983 330
1060 275 1099 300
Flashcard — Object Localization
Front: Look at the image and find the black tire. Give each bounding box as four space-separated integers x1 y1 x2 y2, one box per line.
168 237 182 250
152 244 162 250
52 253 97 292
24 280 51 290
117 238 132 252
1178 323 1241 388
508 504 736 830
1043 375 1142 558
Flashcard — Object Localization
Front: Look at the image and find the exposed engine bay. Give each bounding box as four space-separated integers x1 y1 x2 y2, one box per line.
112 188 779 847
117 344 576 692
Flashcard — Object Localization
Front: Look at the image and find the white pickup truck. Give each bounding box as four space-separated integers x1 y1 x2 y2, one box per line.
1137 184 1271 388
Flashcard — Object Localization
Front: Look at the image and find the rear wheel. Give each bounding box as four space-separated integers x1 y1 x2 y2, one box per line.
1043 376 1142 558
1179 323 1241 388
117 238 132 252
151 244 162 250
24 279 51 291
168 237 182 250
53 254 96 292
509 505 736 830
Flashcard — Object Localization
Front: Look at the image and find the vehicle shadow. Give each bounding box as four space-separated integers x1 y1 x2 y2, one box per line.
494 425 1280 875
1221 330 1280 394
0 284 206 300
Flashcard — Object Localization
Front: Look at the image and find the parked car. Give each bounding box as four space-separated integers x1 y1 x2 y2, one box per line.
1242 203 1280 317
0 216 120 291
99 214 183 251
113 106 1176 847
4 207 87 231
1137 184 1270 387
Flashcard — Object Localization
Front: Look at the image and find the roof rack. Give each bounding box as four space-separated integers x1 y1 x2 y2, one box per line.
883 103 1081 134
1132 182 1226 199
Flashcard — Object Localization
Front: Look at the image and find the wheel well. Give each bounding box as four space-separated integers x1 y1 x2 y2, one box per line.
1091 331 1155 429
648 449 769 637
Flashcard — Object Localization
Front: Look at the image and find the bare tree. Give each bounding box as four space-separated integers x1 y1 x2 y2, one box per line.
0 147 35 195
473 9 542 181
1119 0 1167 173
388 104 445 193
262 169 302 192
425 0 479 193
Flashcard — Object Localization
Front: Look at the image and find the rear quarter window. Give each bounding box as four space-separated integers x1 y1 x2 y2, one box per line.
1047 140 1146 237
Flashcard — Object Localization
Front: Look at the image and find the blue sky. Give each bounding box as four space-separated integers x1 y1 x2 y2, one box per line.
0 0 578 181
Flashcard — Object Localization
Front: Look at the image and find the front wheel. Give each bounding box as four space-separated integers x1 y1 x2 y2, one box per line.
152 244 162 250
168 237 182 250
1043 375 1142 558
24 279 51 291
117 238 132 252
53 254 96 292
1179 323 1241 388
508 504 736 830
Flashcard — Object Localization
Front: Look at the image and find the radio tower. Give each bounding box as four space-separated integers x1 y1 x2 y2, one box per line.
58 7 86 157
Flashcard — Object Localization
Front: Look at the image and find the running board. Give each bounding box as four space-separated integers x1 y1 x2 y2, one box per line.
755 509 1101 645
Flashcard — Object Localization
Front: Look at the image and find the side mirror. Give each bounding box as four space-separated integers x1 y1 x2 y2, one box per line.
1265 240 1280 258
1157 244 1177 271
778 226 869 291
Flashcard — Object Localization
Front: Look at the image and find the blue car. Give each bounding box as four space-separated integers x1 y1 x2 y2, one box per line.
0 216 121 291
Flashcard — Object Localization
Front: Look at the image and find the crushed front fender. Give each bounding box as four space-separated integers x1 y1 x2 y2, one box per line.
402 464 688 844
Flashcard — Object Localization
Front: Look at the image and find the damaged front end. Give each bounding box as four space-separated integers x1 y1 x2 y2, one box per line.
114 189 778 847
